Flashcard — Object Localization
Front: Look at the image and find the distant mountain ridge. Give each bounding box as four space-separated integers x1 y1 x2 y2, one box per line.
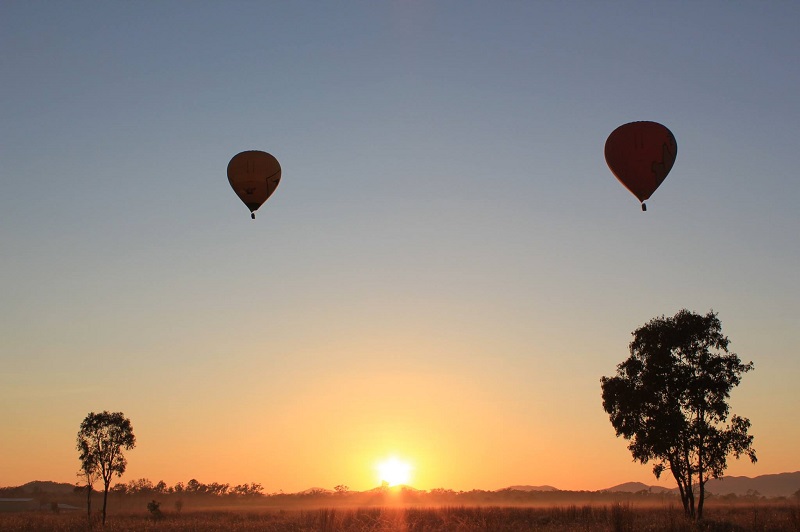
601 482 673 494
502 485 558 492
601 471 800 498
18 481 76 494
6 472 800 498
705 472 800 498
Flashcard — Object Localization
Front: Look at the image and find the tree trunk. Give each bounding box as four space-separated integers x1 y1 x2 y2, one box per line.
676 479 689 516
698 477 706 520
669 455 691 518
685 447 695 519
86 484 92 526
698 418 705 521
102 482 109 526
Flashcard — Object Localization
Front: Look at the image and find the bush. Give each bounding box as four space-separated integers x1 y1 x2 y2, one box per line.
146 499 163 520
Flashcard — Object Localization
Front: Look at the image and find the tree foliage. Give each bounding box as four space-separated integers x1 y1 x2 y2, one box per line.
601 309 756 520
77 411 135 526
111 478 264 497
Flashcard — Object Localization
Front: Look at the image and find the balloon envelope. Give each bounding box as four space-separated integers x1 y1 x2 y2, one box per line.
605 121 677 206
227 151 281 216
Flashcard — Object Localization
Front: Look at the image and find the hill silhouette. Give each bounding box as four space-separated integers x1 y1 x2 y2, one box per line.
3 472 799 498
502 485 558 492
705 471 800 497
601 482 674 494
18 481 76 494
600 472 800 497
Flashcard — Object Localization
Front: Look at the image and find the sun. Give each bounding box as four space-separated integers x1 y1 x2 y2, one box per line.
376 457 412 487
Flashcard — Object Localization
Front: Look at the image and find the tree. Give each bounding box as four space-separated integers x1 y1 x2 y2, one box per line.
77 459 99 523
77 411 136 526
146 499 162 520
600 309 756 520
231 483 264 497
186 478 202 493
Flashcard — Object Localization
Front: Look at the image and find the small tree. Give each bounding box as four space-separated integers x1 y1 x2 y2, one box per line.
77 461 99 523
146 499 163 520
77 411 136 526
601 309 756 520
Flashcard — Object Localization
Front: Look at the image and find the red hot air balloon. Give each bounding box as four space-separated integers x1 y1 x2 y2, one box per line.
227 150 281 219
605 121 677 211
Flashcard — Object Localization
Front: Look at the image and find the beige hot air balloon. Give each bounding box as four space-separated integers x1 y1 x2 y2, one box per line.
227 150 281 219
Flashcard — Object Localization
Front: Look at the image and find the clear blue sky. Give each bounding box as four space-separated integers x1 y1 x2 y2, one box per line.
2 1 798 492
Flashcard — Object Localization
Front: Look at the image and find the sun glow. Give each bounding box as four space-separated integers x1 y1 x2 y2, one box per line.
376 457 412 487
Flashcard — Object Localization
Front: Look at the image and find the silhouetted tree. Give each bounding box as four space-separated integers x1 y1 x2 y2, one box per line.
231 483 263 497
601 310 756 520
77 461 99 523
186 478 202 493
77 411 136 526
146 499 162 520
128 478 153 493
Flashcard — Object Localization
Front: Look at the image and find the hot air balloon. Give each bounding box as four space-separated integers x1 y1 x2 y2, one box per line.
227 150 281 219
605 121 677 211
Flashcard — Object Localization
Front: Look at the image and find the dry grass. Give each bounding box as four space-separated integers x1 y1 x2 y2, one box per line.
1 502 799 531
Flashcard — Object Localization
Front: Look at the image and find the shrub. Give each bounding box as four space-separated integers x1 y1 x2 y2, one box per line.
146 499 162 520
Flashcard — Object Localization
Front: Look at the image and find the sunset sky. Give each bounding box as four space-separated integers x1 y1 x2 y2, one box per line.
2 2 798 493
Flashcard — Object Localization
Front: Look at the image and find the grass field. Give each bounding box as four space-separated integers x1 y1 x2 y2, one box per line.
2 503 800 531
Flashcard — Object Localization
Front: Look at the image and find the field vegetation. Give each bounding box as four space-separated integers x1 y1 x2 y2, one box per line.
2 502 800 531
2 485 799 531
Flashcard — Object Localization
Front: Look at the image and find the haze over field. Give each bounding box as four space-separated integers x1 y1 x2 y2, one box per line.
2 2 798 494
